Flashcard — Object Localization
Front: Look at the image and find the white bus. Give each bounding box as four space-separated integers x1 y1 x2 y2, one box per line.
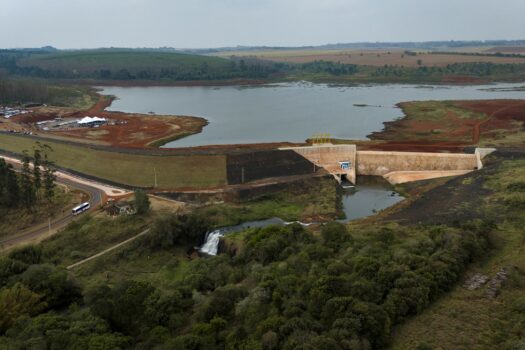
72 202 90 216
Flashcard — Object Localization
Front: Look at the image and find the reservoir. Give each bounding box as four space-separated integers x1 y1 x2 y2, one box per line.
100 82 525 147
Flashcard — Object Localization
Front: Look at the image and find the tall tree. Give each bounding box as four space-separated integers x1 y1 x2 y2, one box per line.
5 163 20 207
19 151 35 210
134 189 150 215
42 153 56 204
32 147 42 194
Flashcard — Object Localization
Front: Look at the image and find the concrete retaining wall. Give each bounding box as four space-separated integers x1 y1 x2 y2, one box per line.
356 151 478 176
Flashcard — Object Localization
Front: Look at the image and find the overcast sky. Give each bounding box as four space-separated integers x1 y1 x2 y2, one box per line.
1 0 523 49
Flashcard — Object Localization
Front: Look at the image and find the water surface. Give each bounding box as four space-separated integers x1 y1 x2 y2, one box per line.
99 82 525 147
339 177 404 222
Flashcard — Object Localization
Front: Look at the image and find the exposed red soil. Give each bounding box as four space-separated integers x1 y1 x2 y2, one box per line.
12 96 207 148
370 99 525 151
440 75 486 84
456 100 525 144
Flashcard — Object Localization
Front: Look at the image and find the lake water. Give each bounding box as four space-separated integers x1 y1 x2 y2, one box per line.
99 82 525 147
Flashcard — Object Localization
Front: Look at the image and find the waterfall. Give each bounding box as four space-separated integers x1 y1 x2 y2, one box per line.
199 230 224 256
198 218 315 256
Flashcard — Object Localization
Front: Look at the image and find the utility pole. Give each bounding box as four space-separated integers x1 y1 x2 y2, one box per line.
241 167 245 184
48 217 51 235
154 167 158 188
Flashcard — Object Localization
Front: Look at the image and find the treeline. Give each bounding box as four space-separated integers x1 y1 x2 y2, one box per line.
0 50 362 82
0 78 49 105
432 51 525 58
371 62 525 78
0 144 56 212
0 211 495 349
0 77 96 106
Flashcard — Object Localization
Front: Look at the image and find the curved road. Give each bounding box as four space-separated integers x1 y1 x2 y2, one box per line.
0 161 107 250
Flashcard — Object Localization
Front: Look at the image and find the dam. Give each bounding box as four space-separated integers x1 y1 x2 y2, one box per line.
280 144 495 185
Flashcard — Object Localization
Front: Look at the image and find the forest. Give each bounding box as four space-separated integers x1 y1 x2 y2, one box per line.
0 147 56 212
0 205 495 349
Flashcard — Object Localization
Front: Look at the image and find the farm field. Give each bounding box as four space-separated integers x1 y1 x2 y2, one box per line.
219 48 525 67
0 133 227 189
484 46 525 54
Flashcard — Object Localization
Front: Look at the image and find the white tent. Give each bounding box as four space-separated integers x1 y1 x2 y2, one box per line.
78 116 107 125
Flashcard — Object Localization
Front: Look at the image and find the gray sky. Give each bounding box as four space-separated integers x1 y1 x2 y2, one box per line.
1 0 523 49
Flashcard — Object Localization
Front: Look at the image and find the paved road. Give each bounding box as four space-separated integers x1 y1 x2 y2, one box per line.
0 174 104 251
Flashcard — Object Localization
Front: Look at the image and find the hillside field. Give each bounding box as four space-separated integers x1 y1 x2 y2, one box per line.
0 133 227 189
218 48 525 67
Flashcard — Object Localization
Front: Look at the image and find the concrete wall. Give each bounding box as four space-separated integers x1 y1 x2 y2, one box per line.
356 151 478 176
280 145 356 183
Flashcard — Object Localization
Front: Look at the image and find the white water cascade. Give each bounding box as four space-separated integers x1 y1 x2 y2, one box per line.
199 230 224 256
198 218 316 256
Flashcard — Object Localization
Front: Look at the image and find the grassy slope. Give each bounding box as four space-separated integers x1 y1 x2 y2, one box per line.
0 134 226 189
46 84 99 109
17 50 231 72
42 214 150 268
390 158 525 350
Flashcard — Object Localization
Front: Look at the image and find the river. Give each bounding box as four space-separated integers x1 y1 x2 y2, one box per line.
199 176 403 255
100 82 525 147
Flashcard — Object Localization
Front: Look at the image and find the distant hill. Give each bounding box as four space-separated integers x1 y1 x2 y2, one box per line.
0 49 279 81
185 40 525 54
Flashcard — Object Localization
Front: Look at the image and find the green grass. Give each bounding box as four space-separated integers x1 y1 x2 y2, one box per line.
197 176 341 227
0 134 227 189
46 85 99 109
42 214 150 267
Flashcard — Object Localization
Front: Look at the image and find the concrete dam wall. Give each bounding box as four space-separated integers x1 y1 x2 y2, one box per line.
280 145 357 183
356 151 478 176
281 145 494 185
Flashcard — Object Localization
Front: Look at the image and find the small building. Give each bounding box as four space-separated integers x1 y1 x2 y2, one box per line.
105 202 136 216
